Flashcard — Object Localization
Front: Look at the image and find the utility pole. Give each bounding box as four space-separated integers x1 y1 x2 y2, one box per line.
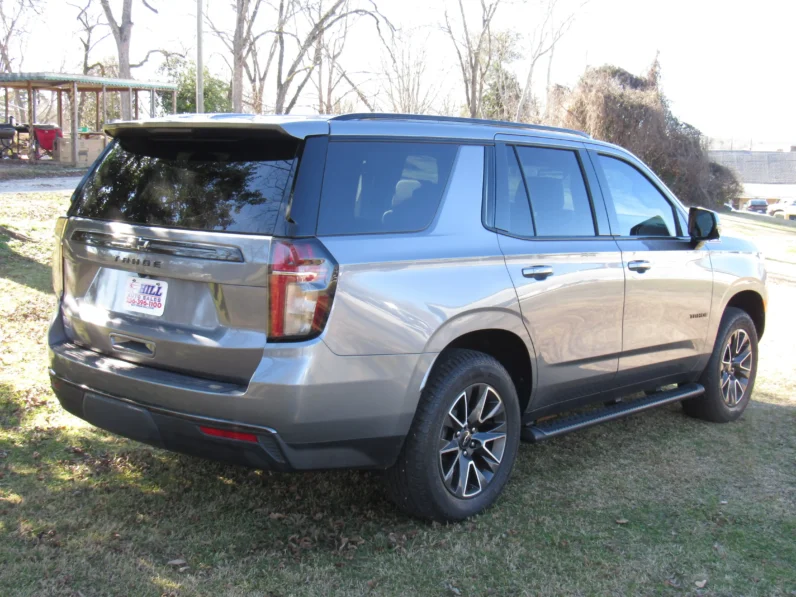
196 0 205 113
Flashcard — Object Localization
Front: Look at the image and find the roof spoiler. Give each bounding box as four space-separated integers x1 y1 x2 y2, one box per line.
104 114 329 140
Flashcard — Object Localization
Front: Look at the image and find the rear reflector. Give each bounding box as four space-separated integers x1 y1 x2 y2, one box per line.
199 426 258 443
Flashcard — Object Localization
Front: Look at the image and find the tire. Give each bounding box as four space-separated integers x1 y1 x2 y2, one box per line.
683 307 758 423
384 349 521 522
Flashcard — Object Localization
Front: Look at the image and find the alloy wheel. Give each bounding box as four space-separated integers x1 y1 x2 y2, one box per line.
720 329 753 407
438 383 507 498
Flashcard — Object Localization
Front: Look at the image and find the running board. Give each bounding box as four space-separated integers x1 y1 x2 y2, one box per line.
522 383 705 443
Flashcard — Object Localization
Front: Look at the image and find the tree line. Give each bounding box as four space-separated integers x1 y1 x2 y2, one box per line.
0 0 741 206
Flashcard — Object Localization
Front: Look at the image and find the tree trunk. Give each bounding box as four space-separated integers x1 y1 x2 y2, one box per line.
231 0 248 112
118 38 132 118
100 0 134 119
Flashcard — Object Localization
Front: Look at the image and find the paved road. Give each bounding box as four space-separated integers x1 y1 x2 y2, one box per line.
722 213 796 285
0 176 83 194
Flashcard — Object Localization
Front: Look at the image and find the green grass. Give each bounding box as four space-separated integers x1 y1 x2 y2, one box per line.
1 193 795 596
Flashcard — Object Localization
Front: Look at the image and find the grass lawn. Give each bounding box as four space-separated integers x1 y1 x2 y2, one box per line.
1 193 794 596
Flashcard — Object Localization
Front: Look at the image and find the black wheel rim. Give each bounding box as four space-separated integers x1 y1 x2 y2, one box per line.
438 383 507 498
720 329 753 407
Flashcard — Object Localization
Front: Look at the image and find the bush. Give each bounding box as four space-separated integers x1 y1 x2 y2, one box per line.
547 61 740 208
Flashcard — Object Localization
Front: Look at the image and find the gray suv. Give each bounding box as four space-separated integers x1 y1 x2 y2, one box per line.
48 113 767 521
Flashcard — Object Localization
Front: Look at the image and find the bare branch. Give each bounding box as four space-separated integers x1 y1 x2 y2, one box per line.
130 48 185 69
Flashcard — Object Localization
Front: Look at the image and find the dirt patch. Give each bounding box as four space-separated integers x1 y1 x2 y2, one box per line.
0 161 88 182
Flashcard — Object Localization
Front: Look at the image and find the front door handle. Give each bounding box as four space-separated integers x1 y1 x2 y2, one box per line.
627 260 652 272
522 265 554 279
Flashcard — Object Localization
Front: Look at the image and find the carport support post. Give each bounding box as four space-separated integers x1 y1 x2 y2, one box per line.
101 85 107 126
4 88 8 122
27 81 34 160
95 90 100 131
150 89 155 117
171 89 176 114
57 91 62 129
71 81 78 167
134 89 139 120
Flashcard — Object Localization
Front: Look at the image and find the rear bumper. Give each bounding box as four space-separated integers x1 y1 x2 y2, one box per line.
51 373 292 470
48 313 435 471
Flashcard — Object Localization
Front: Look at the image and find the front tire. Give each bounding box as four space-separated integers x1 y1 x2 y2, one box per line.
384 349 521 522
683 307 758 423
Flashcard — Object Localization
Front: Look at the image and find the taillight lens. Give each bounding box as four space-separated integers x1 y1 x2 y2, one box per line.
52 217 67 297
267 238 337 341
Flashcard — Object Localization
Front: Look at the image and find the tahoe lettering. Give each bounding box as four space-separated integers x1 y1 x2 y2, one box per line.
114 255 162 268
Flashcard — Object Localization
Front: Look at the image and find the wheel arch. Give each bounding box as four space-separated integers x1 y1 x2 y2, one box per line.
725 289 766 340
423 311 536 415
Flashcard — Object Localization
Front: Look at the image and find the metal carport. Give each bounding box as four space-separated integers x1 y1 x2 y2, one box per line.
0 72 178 165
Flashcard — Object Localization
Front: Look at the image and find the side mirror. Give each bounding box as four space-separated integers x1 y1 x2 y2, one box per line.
688 207 720 241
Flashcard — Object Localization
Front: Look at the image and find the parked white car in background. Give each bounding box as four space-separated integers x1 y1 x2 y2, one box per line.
767 199 796 220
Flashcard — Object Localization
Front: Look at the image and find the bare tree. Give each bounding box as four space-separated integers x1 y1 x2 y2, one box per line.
99 0 159 118
273 0 393 114
208 0 391 114
313 7 376 114
0 0 42 72
443 0 501 118
70 0 109 75
0 0 43 121
207 0 264 112
380 32 436 114
515 0 584 121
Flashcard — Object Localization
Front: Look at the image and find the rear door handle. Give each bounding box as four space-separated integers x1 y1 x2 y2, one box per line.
627 260 652 272
522 265 554 279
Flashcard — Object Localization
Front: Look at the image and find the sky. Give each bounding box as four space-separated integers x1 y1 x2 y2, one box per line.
13 0 796 146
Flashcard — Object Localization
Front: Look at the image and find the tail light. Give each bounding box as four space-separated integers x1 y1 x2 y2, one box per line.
52 217 68 297
267 238 337 341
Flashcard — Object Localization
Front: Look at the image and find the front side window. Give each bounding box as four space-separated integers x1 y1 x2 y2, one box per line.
515 146 595 237
598 155 677 237
317 141 459 235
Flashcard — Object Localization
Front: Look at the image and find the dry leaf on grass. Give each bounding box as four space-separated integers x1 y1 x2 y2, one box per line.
167 559 187 567
695 579 708 588
615 518 629 525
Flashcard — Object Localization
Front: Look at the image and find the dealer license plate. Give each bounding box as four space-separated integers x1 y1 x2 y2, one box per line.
123 276 168 316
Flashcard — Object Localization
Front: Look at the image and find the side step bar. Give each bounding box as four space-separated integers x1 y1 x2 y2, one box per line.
522 383 705 443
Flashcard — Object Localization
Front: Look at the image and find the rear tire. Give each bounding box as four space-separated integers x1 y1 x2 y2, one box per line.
384 349 521 522
683 307 758 423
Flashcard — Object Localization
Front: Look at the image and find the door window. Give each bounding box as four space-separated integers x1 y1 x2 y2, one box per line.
598 155 678 237
515 146 596 237
495 147 534 237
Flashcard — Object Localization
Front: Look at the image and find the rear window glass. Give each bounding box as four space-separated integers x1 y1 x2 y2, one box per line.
70 134 298 234
317 141 459 235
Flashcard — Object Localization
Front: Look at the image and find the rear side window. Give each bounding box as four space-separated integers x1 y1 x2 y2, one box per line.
70 134 298 234
515 146 595 237
317 141 459 235
495 146 533 237
598 155 677 237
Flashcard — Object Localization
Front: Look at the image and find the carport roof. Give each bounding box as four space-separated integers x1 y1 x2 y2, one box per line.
0 72 177 92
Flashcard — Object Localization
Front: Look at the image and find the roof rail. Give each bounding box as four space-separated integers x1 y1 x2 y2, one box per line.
330 113 590 139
